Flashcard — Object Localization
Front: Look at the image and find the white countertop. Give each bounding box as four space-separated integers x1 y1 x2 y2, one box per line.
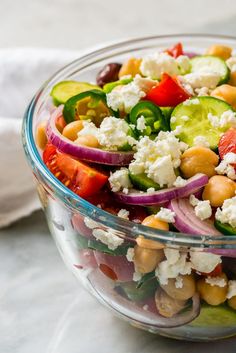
2 0 236 351
1 211 236 353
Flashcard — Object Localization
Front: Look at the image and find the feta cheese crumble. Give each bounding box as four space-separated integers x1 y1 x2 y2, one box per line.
190 251 222 273
140 52 179 79
215 196 236 228
109 168 132 193
133 270 142 282
175 276 184 289
133 74 158 93
92 228 124 250
183 98 200 106
155 249 192 285
147 187 155 193
189 195 212 220
227 280 236 299
117 209 130 220
106 82 145 113
136 115 146 132
98 116 136 150
208 110 236 129
77 117 136 151
205 276 227 287
155 207 175 223
176 55 191 74
195 87 209 96
193 135 210 148
84 217 99 229
179 72 221 89
126 247 134 262
215 152 236 180
226 56 236 73
129 131 188 187
173 176 188 187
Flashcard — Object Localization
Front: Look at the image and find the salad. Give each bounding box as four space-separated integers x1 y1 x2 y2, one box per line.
36 41 236 327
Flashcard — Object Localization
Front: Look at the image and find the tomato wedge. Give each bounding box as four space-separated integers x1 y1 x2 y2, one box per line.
200 263 223 277
218 128 236 161
145 73 191 107
43 144 108 198
165 42 183 58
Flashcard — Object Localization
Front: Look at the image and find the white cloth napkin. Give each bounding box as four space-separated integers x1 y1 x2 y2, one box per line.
0 48 80 228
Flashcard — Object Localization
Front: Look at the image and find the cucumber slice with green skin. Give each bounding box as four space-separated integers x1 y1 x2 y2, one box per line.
170 96 234 149
191 304 236 327
129 172 161 192
116 278 158 302
215 220 236 235
190 55 230 85
50 81 101 106
103 77 133 93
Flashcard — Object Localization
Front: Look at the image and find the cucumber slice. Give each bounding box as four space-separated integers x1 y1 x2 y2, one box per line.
129 172 161 192
190 55 230 85
50 81 101 106
191 304 236 327
116 278 158 302
170 96 234 149
103 77 133 93
215 220 236 235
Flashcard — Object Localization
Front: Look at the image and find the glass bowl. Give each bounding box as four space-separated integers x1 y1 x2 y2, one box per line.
22 34 236 341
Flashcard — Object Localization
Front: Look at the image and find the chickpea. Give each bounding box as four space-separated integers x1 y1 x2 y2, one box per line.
197 273 228 306
205 44 232 60
137 215 168 250
155 288 187 318
136 236 165 250
161 274 196 301
133 245 164 274
211 84 236 110
229 72 236 87
62 120 84 141
228 296 236 310
202 175 236 207
75 134 99 148
142 215 169 231
118 57 142 78
36 121 47 150
180 146 219 178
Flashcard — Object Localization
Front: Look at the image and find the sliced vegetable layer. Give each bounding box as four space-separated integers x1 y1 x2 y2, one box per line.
47 107 134 165
51 80 101 106
170 96 234 149
190 55 230 85
43 144 108 198
114 174 208 205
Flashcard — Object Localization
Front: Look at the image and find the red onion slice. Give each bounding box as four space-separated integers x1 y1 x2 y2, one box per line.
168 198 222 236
114 174 208 205
88 269 200 328
46 107 134 166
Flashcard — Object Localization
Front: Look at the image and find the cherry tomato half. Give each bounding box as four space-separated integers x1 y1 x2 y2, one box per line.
43 144 108 198
218 128 236 162
165 42 184 58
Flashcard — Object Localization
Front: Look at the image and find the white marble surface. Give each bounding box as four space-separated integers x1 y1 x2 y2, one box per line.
2 0 236 351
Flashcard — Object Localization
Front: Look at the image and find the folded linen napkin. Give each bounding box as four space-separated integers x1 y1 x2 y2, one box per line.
0 48 79 228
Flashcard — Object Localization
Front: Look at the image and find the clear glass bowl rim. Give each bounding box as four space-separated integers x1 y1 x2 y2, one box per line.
23 33 236 249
